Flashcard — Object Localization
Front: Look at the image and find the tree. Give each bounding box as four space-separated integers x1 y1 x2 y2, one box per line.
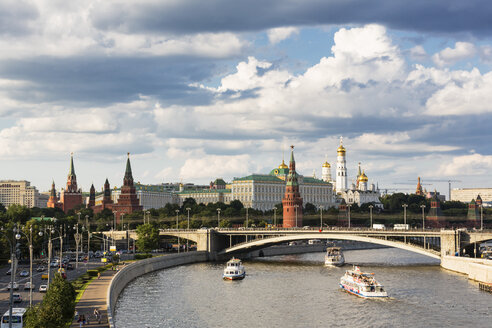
24 274 76 328
136 223 159 252
304 202 317 215
5 204 31 223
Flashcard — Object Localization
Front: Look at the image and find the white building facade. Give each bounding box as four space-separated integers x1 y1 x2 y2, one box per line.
0 180 46 208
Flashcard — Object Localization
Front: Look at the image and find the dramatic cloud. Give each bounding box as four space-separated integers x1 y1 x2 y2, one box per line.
439 154 492 176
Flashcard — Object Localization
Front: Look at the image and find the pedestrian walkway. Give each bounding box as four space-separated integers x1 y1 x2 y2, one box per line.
71 267 119 328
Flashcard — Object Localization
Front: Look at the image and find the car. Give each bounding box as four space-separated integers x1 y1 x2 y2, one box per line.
36 265 45 272
39 285 48 293
6 268 11 275
19 270 29 277
7 282 19 290
12 293 22 303
50 261 59 267
66 263 74 270
24 282 35 290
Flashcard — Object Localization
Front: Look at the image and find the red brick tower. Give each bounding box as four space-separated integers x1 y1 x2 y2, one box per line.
60 153 83 213
87 183 95 208
113 153 142 224
282 146 303 228
101 178 114 207
427 192 445 228
47 180 63 209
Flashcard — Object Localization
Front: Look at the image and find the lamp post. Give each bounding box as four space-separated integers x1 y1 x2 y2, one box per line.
369 205 373 228
85 215 91 255
2 226 21 328
348 204 352 229
175 210 180 253
246 207 249 228
319 206 324 230
273 207 277 227
480 204 483 231
294 205 299 228
74 224 80 269
421 205 426 231
186 207 191 252
18 226 41 307
402 204 408 226
216 208 221 227
146 211 150 224
113 211 117 232
121 214 125 231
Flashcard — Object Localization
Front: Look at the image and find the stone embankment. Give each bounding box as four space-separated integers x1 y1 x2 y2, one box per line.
441 255 492 283
107 252 208 328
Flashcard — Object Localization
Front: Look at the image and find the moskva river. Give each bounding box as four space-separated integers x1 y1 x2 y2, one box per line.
114 248 491 328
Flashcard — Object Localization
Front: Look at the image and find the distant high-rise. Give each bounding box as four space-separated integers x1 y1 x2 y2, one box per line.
0 180 46 208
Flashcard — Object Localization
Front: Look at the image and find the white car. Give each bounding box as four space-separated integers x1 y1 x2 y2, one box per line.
7 282 19 290
39 285 48 293
24 282 35 290
19 270 29 277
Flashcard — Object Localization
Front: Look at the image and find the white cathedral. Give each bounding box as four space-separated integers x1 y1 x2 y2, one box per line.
321 137 383 208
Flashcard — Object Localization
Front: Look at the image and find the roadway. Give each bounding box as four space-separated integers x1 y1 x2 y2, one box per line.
0 259 103 316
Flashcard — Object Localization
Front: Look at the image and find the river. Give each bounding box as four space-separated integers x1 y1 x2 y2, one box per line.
114 248 491 327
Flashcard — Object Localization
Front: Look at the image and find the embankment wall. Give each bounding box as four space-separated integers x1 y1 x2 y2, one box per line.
441 255 492 283
107 251 208 328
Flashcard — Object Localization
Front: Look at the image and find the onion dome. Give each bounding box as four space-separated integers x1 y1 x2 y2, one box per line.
278 160 288 169
358 171 369 182
322 161 331 168
337 144 346 155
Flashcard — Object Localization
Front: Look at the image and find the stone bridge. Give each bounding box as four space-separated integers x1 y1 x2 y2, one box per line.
103 228 492 261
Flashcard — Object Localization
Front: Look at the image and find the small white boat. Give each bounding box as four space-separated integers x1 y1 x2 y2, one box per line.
324 247 345 266
340 266 388 298
223 258 246 280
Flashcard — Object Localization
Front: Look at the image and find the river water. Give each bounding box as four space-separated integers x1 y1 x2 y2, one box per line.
114 248 491 328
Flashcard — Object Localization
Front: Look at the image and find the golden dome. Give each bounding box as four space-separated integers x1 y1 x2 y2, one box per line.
322 161 331 168
337 145 346 155
278 160 288 169
358 171 368 182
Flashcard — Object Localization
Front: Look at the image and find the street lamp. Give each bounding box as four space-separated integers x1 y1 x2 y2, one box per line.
369 205 374 228
73 224 80 269
319 205 324 230
245 207 249 228
480 204 483 231
175 209 180 253
420 205 426 231
216 208 221 227
1 226 21 328
347 204 352 229
294 205 299 228
186 207 191 252
85 215 91 255
273 207 277 227
402 204 408 226
121 213 125 231
18 225 42 307
146 211 150 224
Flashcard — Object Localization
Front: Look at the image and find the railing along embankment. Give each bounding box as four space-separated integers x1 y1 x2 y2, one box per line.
107 251 208 328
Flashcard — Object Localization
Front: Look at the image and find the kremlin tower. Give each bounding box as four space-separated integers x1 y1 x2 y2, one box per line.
47 180 62 209
112 153 143 223
335 137 347 192
60 153 83 213
416 177 424 195
87 184 96 208
282 146 303 228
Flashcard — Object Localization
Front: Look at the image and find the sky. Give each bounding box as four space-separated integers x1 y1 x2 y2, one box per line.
2 0 492 199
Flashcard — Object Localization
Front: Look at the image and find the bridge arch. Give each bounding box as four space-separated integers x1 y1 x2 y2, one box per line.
221 233 441 260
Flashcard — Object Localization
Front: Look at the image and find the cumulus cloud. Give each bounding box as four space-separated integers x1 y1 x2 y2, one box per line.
432 42 476 67
439 154 492 176
179 155 252 180
267 27 299 44
409 45 427 61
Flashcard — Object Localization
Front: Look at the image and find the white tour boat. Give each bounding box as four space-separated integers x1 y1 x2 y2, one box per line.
223 258 246 280
324 247 345 266
340 266 388 298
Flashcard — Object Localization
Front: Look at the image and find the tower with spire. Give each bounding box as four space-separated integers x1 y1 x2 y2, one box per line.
47 180 63 209
282 146 303 228
113 153 143 223
87 183 96 208
416 177 424 195
335 137 348 192
60 153 83 213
